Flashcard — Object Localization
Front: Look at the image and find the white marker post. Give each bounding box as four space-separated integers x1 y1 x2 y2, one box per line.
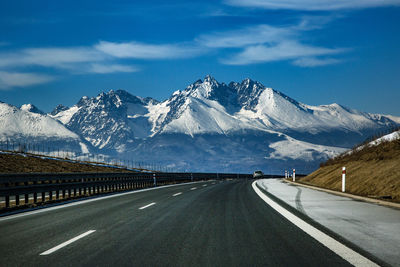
293 169 296 182
285 170 287 179
342 167 346 192
153 173 156 187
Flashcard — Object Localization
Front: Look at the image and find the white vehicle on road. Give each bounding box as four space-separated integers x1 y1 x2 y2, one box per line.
253 170 263 179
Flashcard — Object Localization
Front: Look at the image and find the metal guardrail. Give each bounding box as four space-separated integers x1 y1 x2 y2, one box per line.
0 172 253 210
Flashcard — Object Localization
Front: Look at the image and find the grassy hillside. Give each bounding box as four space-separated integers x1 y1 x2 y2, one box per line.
0 152 135 173
299 137 400 203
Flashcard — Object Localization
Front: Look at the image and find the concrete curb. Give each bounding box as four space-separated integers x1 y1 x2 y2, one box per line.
282 179 400 209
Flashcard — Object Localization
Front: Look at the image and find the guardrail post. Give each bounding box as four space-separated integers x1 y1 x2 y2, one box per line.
25 193 29 204
42 192 45 202
33 193 37 203
342 167 346 192
15 195 20 206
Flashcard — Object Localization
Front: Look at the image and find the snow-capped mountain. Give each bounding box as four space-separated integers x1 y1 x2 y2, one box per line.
46 75 400 173
51 90 158 151
0 102 92 154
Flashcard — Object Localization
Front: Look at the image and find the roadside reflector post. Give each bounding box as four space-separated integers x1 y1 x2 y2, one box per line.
153 173 156 187
293 169 296 182
342 167 346 192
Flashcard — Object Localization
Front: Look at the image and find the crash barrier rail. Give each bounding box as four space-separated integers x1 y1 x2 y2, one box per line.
0 172 254 210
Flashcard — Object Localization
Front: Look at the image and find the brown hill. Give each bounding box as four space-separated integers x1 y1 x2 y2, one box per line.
299 137 400 203
0 152 135 173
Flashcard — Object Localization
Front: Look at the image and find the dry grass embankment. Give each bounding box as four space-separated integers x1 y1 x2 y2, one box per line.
0 152 135 173
299 138 400 203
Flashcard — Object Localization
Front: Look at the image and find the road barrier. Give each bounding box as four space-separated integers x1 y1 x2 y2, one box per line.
0 172 253 210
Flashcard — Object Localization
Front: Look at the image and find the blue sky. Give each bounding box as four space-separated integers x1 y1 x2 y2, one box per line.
0 0 399 115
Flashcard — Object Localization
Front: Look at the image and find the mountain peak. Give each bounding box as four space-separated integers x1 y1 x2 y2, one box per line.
203 74 217 84
50 104 69 116
20 103 45 115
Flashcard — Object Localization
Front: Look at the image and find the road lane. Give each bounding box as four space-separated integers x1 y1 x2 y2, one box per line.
0 180 358 266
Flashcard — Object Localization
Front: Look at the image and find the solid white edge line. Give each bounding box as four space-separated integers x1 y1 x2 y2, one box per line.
252 181 378 267
40 230 96 255
139 202 156 210
0 181 209 222
172 192 182 197
190 187 197 190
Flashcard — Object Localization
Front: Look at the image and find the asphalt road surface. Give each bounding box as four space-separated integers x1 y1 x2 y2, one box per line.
0 180 361 266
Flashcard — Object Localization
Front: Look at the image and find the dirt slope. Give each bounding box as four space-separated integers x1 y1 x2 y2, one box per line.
299 138 400 203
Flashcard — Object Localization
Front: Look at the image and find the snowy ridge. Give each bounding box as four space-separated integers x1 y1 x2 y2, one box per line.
20 103 45 115
0 103 78 139
370 130 400 145
0 102 92 154
345 129 400 156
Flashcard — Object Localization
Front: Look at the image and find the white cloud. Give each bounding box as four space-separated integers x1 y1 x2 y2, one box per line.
225 0 400 10
198 19 349 66
0 14 350 86
0 71 54 90
222 41 345 65
0 47 105 69
196 24 293 48
88 63 139 74
95 41 204 59
292 57 342 67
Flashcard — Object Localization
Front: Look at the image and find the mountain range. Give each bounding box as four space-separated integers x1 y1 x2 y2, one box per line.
1 75 399 173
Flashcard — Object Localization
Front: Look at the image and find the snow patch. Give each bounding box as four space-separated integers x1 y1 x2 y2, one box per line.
50 105 80 124
267 136 346 161
79 142 90 154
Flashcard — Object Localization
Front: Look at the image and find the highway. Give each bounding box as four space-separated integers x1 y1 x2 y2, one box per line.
0 179 372 266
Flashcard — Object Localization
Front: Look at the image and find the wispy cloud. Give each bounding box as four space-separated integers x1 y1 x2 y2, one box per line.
0 39 203 89
88 63 139 74
199 18 348 66
95 41 204 59
0 71 54 90
0 14 351 90
196 24 293 48
292 57 342 67
225 0 400 11
222 41 345 65
0 47 105 69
